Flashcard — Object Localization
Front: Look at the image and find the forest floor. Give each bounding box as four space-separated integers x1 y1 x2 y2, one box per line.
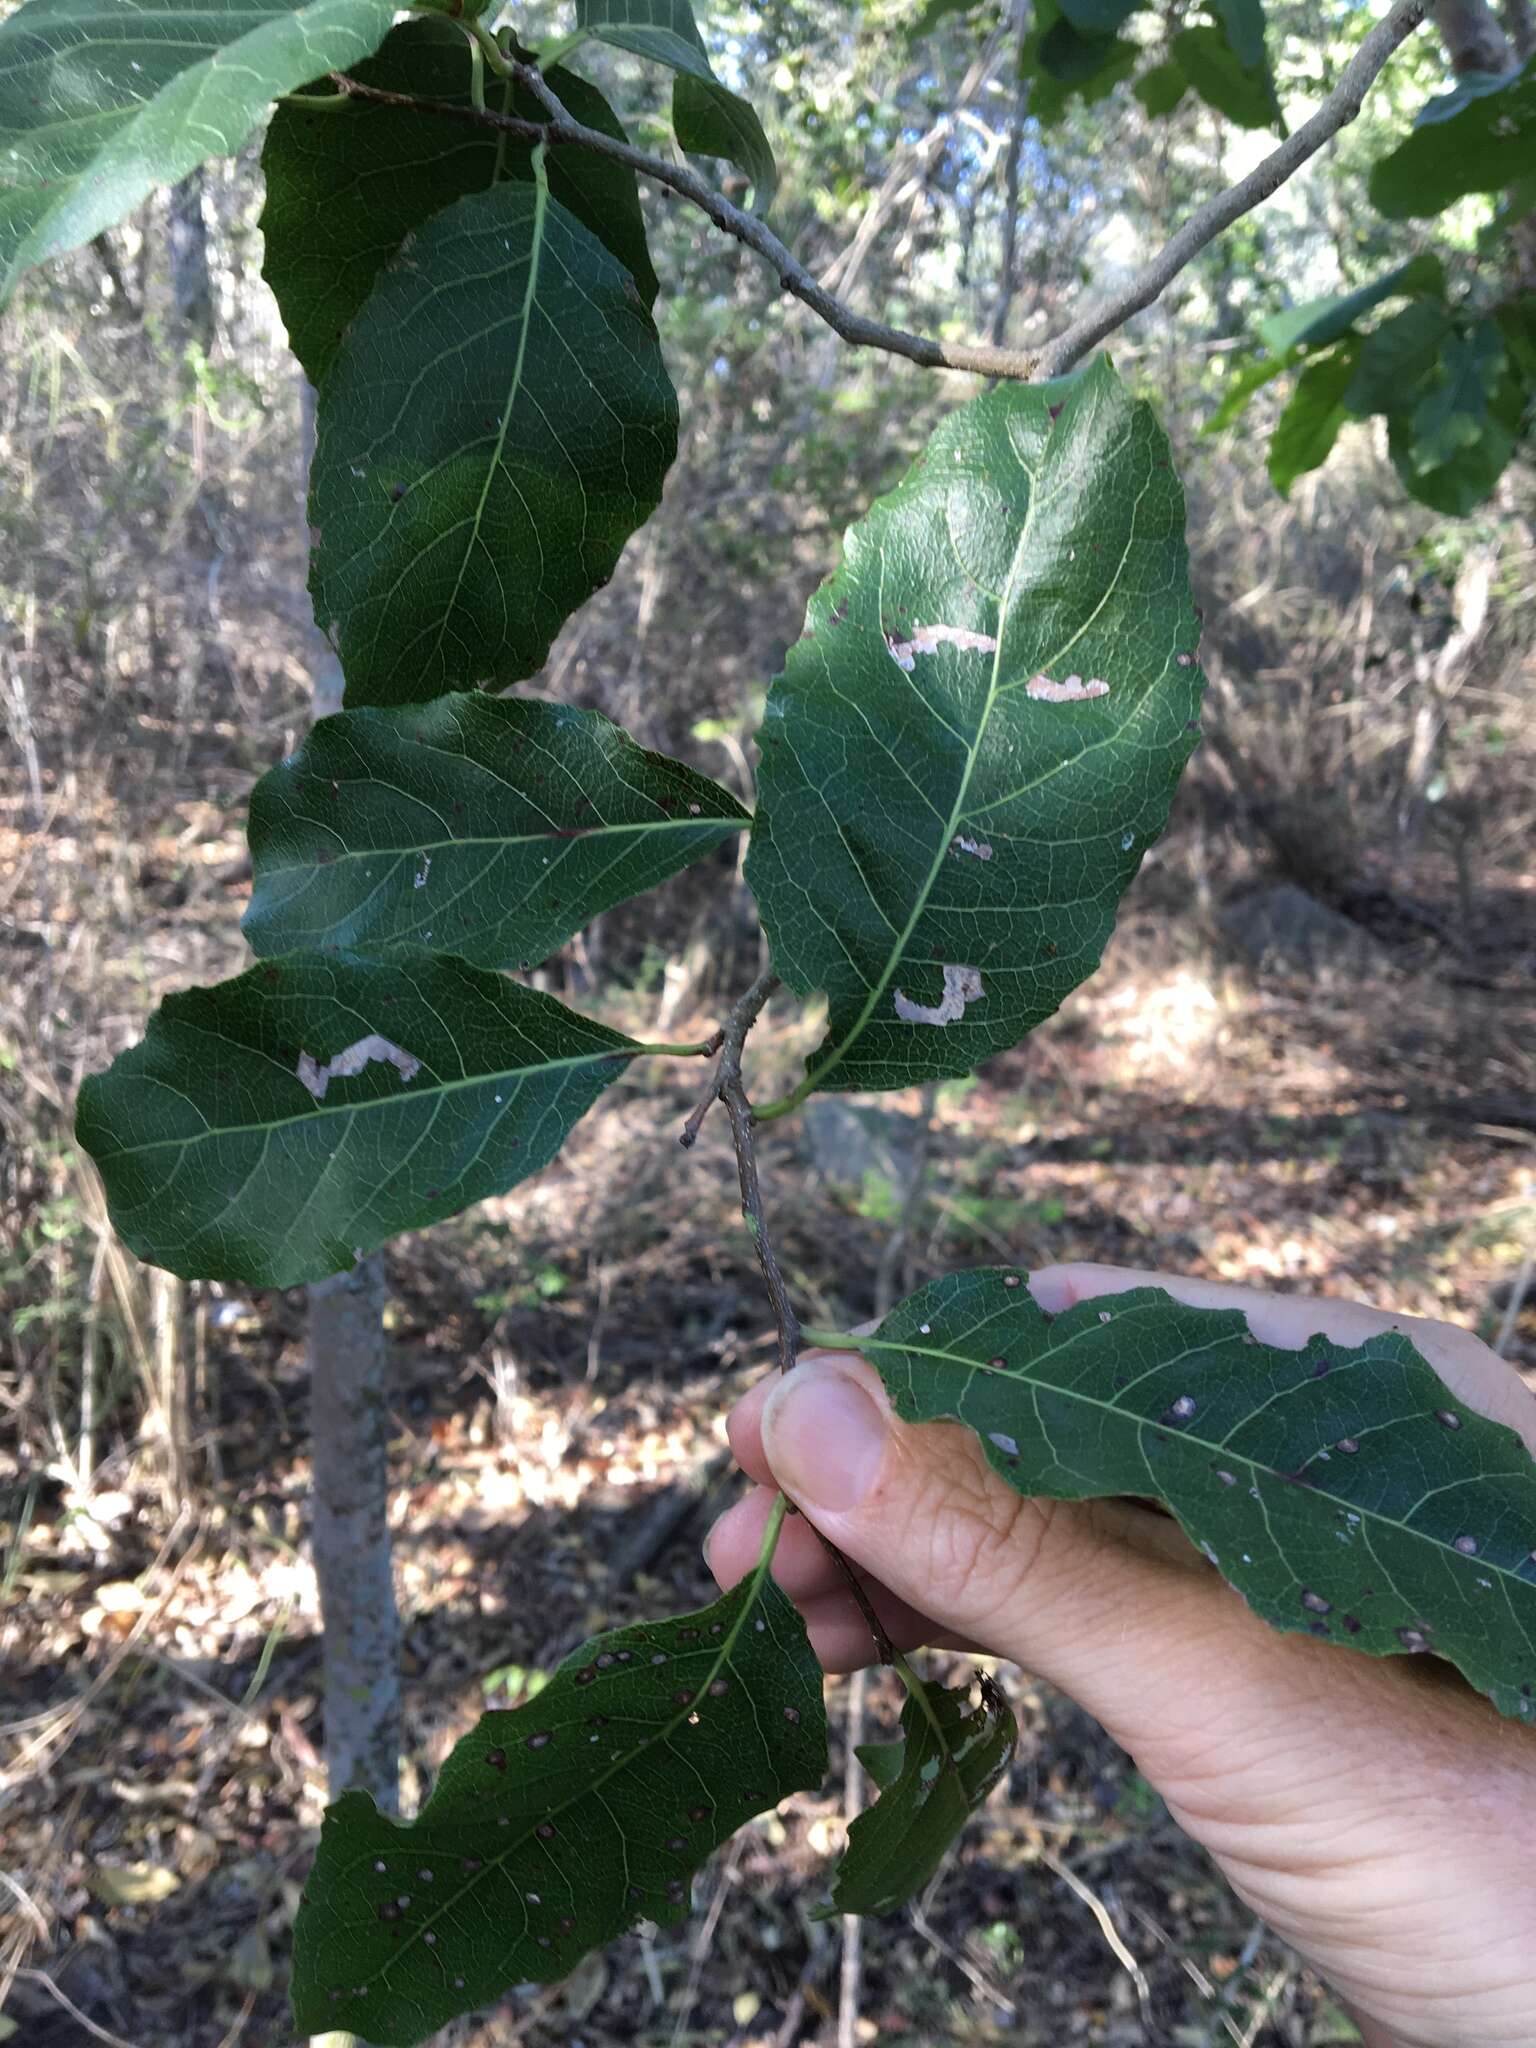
4 750 1534 2047
4 359 1536 2048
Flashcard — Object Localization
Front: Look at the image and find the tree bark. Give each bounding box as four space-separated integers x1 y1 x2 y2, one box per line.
297 381 402 1821
1430 0 1513 69
168 169 215 346
309 1258 400 1811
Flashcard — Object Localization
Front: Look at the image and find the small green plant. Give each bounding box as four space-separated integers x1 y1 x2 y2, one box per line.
4 0 1535 2036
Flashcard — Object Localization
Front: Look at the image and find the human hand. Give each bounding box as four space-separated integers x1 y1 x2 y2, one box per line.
705 1265 1536 2048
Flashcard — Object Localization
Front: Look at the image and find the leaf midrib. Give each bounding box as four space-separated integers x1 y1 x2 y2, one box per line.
413 154 551 683
856 1302 1534 1596
258 810 747 877
95 1036 630 1159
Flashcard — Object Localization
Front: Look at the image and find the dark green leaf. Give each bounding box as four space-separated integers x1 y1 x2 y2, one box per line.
1409 321 1505 465
243 694 748 966
75 949 638 1286
1019 0 1136 117
1171 24 1282 130
1342 300 1454 418
260 19 656 383
822 1670 1015 1916
1038 15 1138 87
309 176 677 708
1369 60 1536 219
673 73 776 200
1388 366 1524 515
572 0 776 206
290 1553 827 2045
1057 0 1141 38
1209 0 1266 74
1257 253 1445 358
854 1737 905 1791
0 0 397 304
746 359 1204 1101
1267 342 1358 494
1134 60 1189 116
850 1271 1536 1723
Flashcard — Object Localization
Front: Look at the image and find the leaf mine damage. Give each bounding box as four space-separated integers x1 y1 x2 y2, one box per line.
296 1035 423 1101
1025 672 1111 701
893 964 985 1027
885 624 999 671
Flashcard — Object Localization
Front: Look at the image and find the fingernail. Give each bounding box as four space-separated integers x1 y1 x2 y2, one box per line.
763 1362 888 1512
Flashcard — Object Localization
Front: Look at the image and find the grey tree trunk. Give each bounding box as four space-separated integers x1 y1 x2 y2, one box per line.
168 168 215 346
297 381 402 1821
309 1257 400 1811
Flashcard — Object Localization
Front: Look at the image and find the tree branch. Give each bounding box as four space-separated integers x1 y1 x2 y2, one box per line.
1034 0 1430 377
324 67 1039 380
331 0 1428 390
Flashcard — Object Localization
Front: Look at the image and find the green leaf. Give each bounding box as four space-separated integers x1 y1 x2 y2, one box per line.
1267 342 1358 495
243 694 748 967
1038 15 1138 87
1019 0 1136 119
1369 60 1536 219
1057 0 1141 37
1409 321 1505 465
74 949 638 1286
746 359 1204 1103
1171 24 1281 130
309 175 677 708
1388 365 1524 515
1134 59 1189 116
260 20 657 384
854 1737 905 1791
847 1271 1536 1724
290 1544 828 2045
572 0 776 206
1209 0 1266 74
822 1670 1015 1916
0 0 398 306
1203 349 1291 432
1257 253 1445 359
1342 299 1454 418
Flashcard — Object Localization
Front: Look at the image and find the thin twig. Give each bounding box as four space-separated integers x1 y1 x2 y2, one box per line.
684 971 897 1665
814 1530 899 1666
1034 0 1429 376
677 971 786 1339
1039 1847 1154 2034
14 1969 139 2048
325 69 1037 380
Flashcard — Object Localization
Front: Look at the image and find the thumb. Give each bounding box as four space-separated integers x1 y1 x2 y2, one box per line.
758 1349 1349 1779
